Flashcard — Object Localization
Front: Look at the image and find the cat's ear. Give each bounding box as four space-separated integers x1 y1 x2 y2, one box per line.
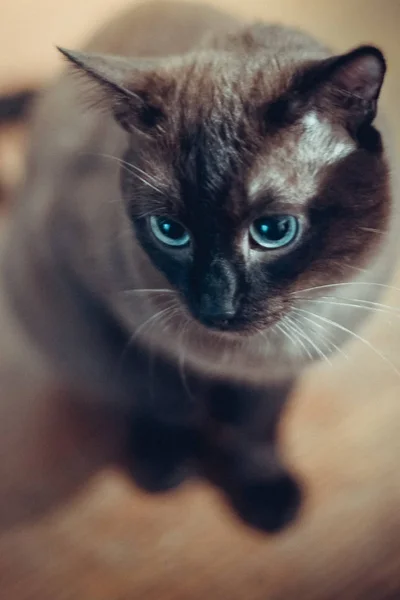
305 45 386 129
57 47 167 133
323 46 386 104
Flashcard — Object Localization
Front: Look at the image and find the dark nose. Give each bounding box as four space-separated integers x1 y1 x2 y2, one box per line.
191 256 240 329
198 293 237 329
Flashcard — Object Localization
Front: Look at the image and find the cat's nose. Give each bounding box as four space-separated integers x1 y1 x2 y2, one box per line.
198 294 237 329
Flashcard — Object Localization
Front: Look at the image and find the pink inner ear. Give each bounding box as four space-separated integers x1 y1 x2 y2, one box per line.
331 49 386 102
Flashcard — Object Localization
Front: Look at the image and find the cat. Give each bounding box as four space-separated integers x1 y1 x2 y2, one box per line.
0 0 396 533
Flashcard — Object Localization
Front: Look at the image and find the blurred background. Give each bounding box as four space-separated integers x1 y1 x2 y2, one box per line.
1 1 400 599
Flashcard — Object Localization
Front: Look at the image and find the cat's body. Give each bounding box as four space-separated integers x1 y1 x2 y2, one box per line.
0 1 396 532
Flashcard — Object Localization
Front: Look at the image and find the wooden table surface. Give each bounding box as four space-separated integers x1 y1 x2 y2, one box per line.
1 1 400 598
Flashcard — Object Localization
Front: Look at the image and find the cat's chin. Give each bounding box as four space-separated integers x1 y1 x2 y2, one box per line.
203 327 251 341
195 318 266 340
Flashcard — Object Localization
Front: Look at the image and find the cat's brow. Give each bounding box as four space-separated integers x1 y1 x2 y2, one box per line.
247 111 355 203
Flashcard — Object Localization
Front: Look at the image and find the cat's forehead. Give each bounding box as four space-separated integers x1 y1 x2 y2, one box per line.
164 51 291 136
173 52 285 102
154 58 277 195
141 57 355 213
151 109 354 215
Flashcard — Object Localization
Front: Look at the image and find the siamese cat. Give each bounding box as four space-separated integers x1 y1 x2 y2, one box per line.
0 0 395 533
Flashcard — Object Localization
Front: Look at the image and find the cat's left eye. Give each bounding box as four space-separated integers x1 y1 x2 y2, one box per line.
249 215 299 249
149 215 190 247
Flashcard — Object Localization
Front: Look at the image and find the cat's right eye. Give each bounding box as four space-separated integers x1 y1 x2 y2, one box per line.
149 216 190 247
249 215 299 249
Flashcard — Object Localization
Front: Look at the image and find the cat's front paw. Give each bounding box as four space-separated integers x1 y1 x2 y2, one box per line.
125 413 197 493
227 473 302 533
199 430 302 533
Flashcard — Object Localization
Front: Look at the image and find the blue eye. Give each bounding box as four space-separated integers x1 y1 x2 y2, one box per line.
150 216 190 247
249 215 299 249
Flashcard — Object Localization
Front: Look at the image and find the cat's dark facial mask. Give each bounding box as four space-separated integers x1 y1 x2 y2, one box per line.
59 43 389 334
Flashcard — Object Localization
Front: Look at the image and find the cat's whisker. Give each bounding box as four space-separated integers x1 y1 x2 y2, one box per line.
316 296 400 313
291 281 400 296
284 314 321 357
278 317 313 360
105 200 167 220
292 307 400 378
130 301 179 343
283 315 332 365
121 163 160 186
358 226 386 234
330 261 369 275
119 166 164 194
113 166 162 193
294 295 400 325
116 300 179 379
290 312 349 359
86 152 165 195
159 306 182 332
87 152 163 188
298 297 398 320
120 288 176 295
274 321 300 355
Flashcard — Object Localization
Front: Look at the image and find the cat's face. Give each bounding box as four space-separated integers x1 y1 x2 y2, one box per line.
61 43 390 336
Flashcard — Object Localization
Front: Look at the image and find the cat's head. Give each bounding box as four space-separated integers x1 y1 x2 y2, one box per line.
59 38 390 336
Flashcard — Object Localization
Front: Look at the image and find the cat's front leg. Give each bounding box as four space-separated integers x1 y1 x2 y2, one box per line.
200 378 302 533
123 354 201 494
125 409 198 493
